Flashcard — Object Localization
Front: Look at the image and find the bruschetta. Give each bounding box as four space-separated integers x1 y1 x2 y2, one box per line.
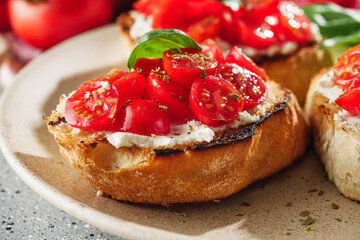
305 44 360 201
45 30 309 205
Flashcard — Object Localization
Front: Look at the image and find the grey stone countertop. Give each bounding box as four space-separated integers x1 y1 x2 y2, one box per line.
0 88 124 240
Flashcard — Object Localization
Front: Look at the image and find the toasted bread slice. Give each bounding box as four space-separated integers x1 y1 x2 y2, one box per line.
305 69 360 201
117 12 331 105
45 81 308 205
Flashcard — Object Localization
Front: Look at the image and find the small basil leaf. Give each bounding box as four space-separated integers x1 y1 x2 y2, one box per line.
127 29 202 70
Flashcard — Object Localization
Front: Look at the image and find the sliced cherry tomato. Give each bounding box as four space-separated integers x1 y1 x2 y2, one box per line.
79 69 128 89
185 0 223 20
189 75 243 126
146 70 195 125
335 88 360 116
163 47 218 89
112 71 146 106
334 45 360 90
133 0 158 16
186 15 221 43
241 0 279 22
215 63 268 110
201 38 224 63
237 20 277 49
219 7 239 45
132 58 163 77
277 1 312 43
114 99 170 136
65 81 119 131
226 46 267 80
336 44 360 65
152 0 187 29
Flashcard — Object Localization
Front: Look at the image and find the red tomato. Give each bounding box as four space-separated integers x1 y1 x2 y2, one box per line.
226 46 267 80
152 0 187 29
186 15 221 43
146 70 195 125
112 71 146 106
79 69 128 89
219 7 239 45
65 81 119 131
335 88 360 116
133 0 158 16
114 99 170 136
334 45 360 90
241 0 279 23
277 1 312 43
0 0 10 32
185 0 223 20
132 58 163 77
237 20 277 49
7 0 113 49
200 38 224 63
189 75 243 126
215 63 268 110
163 47 218 89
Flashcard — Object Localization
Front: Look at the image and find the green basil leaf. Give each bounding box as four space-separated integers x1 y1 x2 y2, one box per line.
303 3 360 48
127 29 201 70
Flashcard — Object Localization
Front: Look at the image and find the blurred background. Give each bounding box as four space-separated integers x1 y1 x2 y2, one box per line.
0 0 359 90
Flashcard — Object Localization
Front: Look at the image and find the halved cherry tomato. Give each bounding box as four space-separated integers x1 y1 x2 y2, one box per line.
79 69 128 89
336 44 360 65
65 81 119 131
186 16 221 43
152 0 187 29
189 75 243 126
219 7 239 45
133 0 158 16
132 58 163 77
114 99 170 136
201 38 224 63
146 70 195 125
237 20 277 49
335 88 360 116
112 71 146 106
226 46 267 80
163 47 218 89
215 63 268 110
185 0 223 20
277 1 312 43
334 45 360 90
241 0 279 23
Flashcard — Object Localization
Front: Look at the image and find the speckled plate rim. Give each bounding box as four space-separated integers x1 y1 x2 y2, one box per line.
0 24 191 240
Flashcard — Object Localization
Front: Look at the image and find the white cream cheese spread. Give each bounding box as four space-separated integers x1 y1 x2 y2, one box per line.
315 69 343 103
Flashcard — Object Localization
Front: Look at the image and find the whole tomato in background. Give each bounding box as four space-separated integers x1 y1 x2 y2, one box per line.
7 0 114 50
0 0 10 32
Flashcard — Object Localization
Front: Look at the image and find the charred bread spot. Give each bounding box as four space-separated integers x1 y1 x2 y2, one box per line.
79 141 98 149
153 90 291 155
153 148 183 155
47 116 66 126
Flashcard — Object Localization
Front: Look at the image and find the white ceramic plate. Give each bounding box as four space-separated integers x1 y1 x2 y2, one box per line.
1 24 359 240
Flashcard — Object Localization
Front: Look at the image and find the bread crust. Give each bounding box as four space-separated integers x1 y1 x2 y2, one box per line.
46 81 308 205
116 12 331 105
305 70 360 201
